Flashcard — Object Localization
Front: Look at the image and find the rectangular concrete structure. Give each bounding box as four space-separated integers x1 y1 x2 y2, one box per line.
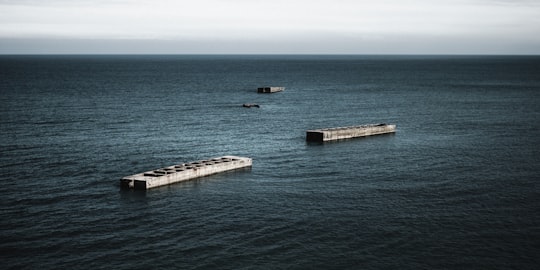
306 124 396 142
120 156 252 190
257 86 285 93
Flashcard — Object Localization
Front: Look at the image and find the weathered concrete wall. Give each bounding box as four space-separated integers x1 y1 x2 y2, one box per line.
306 124 396 142
121 156 252 190
257 87 285 93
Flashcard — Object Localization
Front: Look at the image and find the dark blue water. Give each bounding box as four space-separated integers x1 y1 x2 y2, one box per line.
1 55 539 269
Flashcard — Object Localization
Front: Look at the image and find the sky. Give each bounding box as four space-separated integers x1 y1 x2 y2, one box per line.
1 0 539 54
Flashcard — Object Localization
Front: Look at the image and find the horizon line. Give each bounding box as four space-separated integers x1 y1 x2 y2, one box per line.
1 53 539 56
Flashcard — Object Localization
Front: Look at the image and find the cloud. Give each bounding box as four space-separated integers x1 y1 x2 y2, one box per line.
0 0 539 53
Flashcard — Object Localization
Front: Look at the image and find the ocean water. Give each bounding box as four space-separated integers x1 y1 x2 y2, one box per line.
1 55 539 269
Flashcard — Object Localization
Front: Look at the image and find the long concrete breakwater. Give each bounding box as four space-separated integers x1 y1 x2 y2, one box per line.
306 123 396 142
120 156 252 190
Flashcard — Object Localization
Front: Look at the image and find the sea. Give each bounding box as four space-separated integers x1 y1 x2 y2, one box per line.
1 55 539 269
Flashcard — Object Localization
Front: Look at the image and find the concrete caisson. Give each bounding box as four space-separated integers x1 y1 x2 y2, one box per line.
306 123 396 142
120 156 252 190
257 87 285 93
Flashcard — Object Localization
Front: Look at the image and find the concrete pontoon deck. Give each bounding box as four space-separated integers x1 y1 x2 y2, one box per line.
306 124 396 142
257 87 284 93
120 156 252 190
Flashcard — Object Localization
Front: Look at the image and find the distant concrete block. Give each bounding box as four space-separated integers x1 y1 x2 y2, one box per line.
257 87 285 93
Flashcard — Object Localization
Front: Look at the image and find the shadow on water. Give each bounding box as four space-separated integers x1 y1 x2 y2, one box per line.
119 189 149 203
305 132 396 146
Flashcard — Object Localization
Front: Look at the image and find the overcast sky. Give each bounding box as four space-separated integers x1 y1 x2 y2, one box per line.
1 0 539 54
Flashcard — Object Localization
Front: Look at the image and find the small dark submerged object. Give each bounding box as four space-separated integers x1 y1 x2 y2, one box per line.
243 103 260 108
